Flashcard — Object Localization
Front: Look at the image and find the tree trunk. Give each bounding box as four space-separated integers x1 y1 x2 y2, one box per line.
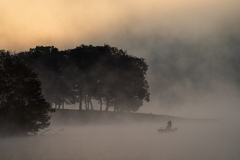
85 94 89 110
79 99 82 111
89 98 93 110
99 97 102 111
105 99 109 111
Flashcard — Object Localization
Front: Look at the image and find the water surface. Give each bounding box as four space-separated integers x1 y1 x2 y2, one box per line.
1 121 239 160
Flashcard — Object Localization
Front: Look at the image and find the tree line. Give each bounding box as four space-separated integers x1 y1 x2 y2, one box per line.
17 44 150 112
0 44 150 135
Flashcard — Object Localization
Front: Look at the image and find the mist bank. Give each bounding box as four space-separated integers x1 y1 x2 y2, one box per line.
50 109 216 126
2 0 240 119
88 14 240 119
1 119 239 160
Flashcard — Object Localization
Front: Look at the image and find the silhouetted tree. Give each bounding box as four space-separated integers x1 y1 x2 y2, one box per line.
17 46 73 109
16 44 150 112
0 52 53 136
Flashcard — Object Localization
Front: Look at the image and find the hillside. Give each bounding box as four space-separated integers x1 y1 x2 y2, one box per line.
50 109 215 125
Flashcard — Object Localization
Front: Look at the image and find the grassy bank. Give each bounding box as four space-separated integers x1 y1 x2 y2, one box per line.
50 109 215 125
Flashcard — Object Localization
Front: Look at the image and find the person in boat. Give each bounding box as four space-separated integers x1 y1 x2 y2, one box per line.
166 120 172 130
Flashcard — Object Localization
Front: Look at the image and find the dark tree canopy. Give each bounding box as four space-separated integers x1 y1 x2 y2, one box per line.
0 51 52 136
16 44 150 112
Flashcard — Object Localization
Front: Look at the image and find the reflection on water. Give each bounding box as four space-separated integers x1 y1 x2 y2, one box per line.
0 121 240 160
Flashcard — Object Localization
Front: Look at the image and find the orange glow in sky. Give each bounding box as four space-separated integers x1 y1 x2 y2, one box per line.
0 0 239 51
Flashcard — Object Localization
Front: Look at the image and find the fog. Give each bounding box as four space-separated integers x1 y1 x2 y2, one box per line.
1 0 240 159
1 121 240 160
2 0 240 119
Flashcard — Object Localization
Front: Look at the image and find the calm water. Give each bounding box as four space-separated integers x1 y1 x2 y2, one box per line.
1 121 239 160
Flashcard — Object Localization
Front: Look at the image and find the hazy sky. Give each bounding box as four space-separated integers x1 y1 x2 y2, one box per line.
1 0 239 51
1 0 240 119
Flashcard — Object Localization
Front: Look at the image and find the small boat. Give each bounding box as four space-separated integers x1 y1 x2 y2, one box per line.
158 127 177 133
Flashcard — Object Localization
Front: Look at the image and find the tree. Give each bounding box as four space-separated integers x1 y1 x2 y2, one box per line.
0 52 53 136
17 46 69 109
108 50 150 112
16 45 150 112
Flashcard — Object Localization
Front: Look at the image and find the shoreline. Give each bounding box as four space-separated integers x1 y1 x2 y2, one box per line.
50 109 217 125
